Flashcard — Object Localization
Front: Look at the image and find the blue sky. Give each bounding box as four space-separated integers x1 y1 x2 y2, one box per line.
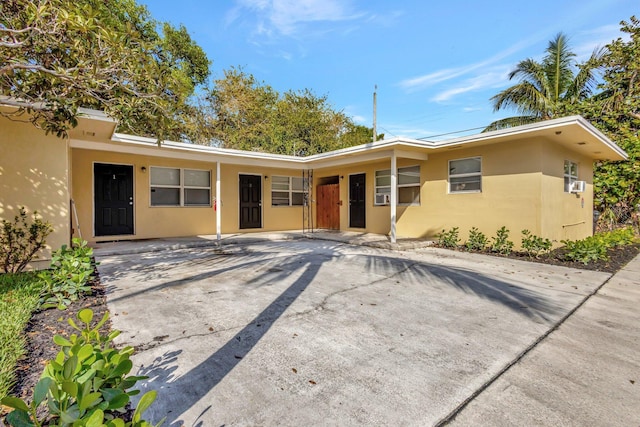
140 0 637 140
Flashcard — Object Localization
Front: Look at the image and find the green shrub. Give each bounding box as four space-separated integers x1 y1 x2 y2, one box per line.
465 227 488 251
490 226 514 255
521 230 552 258
39 239 96 310
562 227 637 265
437 227 460 248
561 237 608 264
0 207 52 273
1 309 161 427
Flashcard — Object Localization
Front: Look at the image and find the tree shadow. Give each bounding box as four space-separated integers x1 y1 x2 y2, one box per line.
99 240 564 425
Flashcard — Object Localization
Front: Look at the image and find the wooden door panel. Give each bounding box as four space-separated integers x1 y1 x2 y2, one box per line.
317 184 339 229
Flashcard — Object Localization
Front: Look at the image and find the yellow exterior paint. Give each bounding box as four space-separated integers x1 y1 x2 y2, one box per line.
0 116 70 267
312 138 595 248
1 109 625 259
72 149 307 242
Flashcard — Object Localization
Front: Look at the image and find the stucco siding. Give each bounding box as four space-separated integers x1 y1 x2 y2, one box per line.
0 118 70 267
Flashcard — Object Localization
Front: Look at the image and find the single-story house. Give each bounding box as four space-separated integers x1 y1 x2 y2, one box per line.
0 105 628 267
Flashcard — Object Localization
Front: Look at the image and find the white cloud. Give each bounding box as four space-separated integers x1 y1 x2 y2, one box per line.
430 67 510 102
231 0 365 38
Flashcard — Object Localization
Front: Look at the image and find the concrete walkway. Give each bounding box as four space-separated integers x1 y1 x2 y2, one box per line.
91 230 434 257
95 234 640 426
446 252 640 426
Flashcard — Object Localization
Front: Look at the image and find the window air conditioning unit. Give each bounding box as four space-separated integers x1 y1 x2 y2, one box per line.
570 180 586 193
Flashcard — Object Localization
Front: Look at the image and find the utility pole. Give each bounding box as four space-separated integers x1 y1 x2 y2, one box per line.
373 85 377 142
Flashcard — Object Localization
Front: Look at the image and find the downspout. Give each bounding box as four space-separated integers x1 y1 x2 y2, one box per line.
216 161 221 243
390 150 397 243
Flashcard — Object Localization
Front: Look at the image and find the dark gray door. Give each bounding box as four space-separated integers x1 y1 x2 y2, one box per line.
94 163 134 236
349 173 366 228
239 174 262 229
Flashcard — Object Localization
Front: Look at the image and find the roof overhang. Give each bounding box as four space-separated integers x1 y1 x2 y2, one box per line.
66 114 627 167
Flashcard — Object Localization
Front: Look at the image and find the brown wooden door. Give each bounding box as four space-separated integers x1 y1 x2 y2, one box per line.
317 183 340 230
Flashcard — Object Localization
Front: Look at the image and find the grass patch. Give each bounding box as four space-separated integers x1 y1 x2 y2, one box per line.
0 272 42 399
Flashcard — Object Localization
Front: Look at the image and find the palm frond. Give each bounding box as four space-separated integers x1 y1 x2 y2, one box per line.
483 115 539 132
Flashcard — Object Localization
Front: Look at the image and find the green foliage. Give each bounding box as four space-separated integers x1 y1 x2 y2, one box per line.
490 226 514 255
0 207 52 274
39 239 95 310
437 227 460 248
204 67 376 154
1 309 161 427
486 33 603 131
0 272 42 399
561 227 637 264
561 237 609 264
0 0 210 141
521 229 553 258
465 227 488 251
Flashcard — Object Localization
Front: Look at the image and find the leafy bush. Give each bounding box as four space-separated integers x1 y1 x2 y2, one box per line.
39 239 96 310
490 226 514 255
0 207 52 273
521 230 552 258
437 227 460 248
465 227 488 251
561 237 608 264
1 309 161 427
562 227 637 264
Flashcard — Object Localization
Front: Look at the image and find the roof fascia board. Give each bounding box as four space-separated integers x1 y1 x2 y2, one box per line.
70 139 306 169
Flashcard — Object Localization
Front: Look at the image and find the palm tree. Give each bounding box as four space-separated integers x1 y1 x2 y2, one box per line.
485 33 604 131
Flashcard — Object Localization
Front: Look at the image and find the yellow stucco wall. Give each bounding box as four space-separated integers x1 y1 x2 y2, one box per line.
311 138 594 247
71 149 306 242
540 140 594 243
0 118 70 267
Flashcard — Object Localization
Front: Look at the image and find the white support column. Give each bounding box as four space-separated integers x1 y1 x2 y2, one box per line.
216 161 221 243
390 150 397 244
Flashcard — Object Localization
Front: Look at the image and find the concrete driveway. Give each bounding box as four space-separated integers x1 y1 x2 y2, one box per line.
97 239 611 426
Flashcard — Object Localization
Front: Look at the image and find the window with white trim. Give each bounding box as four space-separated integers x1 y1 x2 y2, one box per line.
449 157 481 193
374 165 421 205
564 160 578 192
150 167 211 206
271 176 304 206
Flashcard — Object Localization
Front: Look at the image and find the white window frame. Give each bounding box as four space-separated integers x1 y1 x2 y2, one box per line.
374 169 391 206
374 165 421 206
271 176 305 207
448 157 482 194
397 165 421 206
564 160 578 193
150 166 211 207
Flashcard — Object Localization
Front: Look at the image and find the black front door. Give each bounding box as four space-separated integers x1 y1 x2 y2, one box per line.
239 174 262 229
94 163 134 236
349 173 366 228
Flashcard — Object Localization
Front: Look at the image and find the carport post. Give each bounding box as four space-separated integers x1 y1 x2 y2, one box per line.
390 150 397 243
216 161 221 243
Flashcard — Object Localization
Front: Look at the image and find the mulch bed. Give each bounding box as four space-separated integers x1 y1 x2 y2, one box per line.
3 243 640 420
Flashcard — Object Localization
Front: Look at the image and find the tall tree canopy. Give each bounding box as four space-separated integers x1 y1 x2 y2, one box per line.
0 0 210 140
485 33 603 131
205 68 378 155
562 16 640 219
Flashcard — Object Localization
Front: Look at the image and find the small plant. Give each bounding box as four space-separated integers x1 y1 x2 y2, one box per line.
561 227 637 265
465 227 488 251
0 207 52 273
39 238 96 310
521 229 552 258
561 237 608 264
437 227 460 248
1 309 161 427
491 226 514 255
